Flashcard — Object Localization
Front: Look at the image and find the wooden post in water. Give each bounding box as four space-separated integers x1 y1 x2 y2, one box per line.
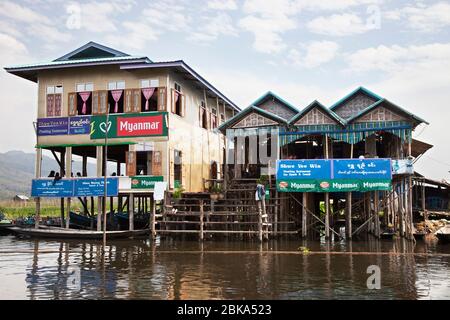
60 149 66 227
324 135 330 239
129 193 134 231
199 200 204 241
34 148 42 229
96 146 103 231
302 192 307 238
346 143 354 239
374 191 380 238
65 147 72 229
150 194 156 239
421 181 427 221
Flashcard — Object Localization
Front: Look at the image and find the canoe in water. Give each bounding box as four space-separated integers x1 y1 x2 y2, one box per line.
436 225 450 243
7 226 149 240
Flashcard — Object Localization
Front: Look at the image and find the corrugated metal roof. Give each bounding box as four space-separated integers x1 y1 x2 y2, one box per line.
5 55 149 71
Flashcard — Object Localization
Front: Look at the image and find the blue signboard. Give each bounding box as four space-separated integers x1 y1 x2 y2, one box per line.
73 178 119 197
276 159 331 180
69 116 91 135
333 159 392 180
37 118 69 136
31 179 74 197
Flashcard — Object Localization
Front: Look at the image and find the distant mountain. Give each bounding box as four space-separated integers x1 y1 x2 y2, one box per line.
0 150 98 200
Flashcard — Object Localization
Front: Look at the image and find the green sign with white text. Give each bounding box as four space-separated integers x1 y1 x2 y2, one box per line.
130 176 164 190
276 179 392 193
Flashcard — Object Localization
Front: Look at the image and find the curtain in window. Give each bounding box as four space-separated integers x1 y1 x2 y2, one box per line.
174 91 179 104
79 92 91 115
111 90 123 113
142 87 156 111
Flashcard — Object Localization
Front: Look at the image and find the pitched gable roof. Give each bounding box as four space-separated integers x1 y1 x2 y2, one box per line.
289 100 345 126
252 91 299 114
218 105 287 133
346 99 428 125
54 41 132 61
330 86 383 111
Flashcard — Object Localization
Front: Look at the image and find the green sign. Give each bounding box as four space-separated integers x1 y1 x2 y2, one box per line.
90 112 168 139
277 179 392 193
130 176 164 190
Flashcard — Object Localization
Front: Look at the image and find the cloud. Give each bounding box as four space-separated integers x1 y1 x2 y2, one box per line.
288 41 339 68
0 1 51 24
307 13 371 36
386 1 450 32
142 1 191 32
207 0 238 10
189 12 238 43
346 43 450 73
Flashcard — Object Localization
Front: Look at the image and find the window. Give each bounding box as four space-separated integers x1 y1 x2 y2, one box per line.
211 107 218 129
75 83 93 115
220 113 225 123
46 85 63 117
200 101 208 129
108 81 125 113
174 149 182 186
141 79 160 112
171 84 184 117
141 79 159 88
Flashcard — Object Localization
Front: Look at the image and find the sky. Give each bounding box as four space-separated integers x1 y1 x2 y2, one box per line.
0 0 450 180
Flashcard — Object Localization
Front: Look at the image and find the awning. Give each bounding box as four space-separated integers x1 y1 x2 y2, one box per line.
280 121 412 146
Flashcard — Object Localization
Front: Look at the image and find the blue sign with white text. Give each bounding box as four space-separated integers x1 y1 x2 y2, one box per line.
73 178 119 197
37 118 69 136
276 159 332 180
31 179 74 197
69 116 91 135
333 159 392 180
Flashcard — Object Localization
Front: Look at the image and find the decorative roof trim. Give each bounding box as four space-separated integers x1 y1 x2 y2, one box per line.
250 91 299 114
218 105 288 132
289 100 346 126
330 86 383 111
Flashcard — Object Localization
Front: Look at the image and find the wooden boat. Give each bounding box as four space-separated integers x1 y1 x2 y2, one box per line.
436 225 450 243
0 220 13 235
413 226 427 240
116 212 150 230
69 211 97 229
7 226 149 240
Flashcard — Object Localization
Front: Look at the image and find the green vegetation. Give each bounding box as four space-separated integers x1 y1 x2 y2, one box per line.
0 200 60 219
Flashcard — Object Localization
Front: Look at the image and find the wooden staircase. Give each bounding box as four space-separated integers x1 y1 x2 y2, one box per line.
157 178 300 240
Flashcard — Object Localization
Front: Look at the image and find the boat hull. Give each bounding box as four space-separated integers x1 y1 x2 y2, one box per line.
7 226 149 240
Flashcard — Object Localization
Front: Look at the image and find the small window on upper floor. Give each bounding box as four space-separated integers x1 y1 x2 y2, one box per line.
108 81 125 113
199 101 208 130
140 79 160 112
171 83 185 117
46 85 63 117
220 113 225 123
74 83 93 115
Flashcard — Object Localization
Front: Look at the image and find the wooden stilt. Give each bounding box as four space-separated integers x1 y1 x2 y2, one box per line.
34 148 42 229
65 147 72 229
346 143 354 239
199 200 204 241
60 149 65 227
150 194 156 239
421 181 427 221
302 192 307 238
129 193 134 231
324 135 330 239
96 146 103 231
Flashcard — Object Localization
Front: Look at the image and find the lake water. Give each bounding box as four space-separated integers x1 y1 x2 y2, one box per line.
0 235 449 300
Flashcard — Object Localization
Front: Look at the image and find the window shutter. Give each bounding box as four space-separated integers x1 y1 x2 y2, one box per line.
68 93 77 116
54 93 62 116
132 89 141 113
92 91 99 114
206 110 211 130
171 89 176 114
157 87 166 111
181 94 186 117
98 90 108 114
47 94 55 117
126 151 136 177
124 89 133 113
152 151 162 176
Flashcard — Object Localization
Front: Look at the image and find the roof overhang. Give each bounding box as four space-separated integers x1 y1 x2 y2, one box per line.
120 61 240 112
5 57 150 83
289 100 346 126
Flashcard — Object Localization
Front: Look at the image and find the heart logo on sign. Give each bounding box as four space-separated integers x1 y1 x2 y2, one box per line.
99 121 112 133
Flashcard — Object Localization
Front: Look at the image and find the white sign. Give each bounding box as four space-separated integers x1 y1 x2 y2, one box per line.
135 142 154 152
392 159 414 175
154 181 167 201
